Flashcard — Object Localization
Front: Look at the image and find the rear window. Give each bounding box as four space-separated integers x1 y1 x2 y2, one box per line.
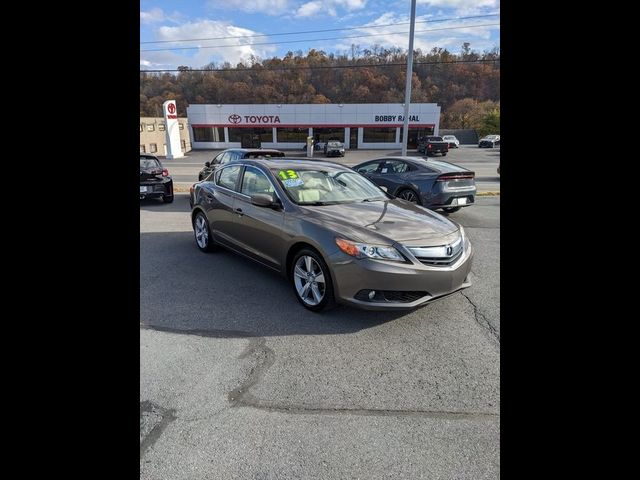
140 156 160 169
427 136 443 141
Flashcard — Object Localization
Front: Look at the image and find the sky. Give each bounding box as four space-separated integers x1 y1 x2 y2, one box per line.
140 0 500 70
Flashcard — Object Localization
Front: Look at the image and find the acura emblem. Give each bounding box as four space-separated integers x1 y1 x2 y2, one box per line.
446 245 453 256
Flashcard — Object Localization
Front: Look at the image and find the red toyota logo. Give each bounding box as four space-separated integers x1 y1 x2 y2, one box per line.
229 114 241 124
168 103 176 114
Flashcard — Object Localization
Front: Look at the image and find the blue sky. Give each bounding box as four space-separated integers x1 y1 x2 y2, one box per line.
140 0 500 70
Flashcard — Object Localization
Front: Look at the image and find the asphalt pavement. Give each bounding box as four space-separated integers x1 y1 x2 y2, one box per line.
140 193 500 479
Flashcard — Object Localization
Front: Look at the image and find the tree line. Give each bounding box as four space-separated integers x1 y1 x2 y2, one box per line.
140 43 499 133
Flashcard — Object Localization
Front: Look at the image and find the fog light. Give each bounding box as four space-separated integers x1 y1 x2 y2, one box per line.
368 290 376 300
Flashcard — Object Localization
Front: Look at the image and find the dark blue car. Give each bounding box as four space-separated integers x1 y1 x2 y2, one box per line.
353 156 476 213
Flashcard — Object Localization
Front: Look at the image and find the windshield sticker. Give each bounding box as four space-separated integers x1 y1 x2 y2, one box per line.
381 168 388 173
278 170 299 180
283 178 304 188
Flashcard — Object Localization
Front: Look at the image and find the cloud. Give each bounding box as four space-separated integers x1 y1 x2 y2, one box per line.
206 0 292 16
296 0 367 17
140 20 277 69
331 12 499 55
417 0 499 7
296 1 323 16
140 8 165 24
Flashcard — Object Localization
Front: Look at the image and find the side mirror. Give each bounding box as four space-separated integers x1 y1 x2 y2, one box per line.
251 193 277 208
205 161 211 167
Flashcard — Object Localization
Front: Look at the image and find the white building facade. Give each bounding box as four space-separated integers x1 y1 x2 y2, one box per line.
186 103 440 150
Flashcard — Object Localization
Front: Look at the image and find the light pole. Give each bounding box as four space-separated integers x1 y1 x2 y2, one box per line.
401 0 417 156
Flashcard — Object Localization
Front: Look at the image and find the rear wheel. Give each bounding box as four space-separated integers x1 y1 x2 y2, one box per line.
163 194 174 203
193 212 217 252
397 189 421 205
442 207 461 213
441 152 447 156
291 249 335 312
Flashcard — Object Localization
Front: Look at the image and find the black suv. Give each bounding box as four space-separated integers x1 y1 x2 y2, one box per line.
140 154 173 203
198 148 285 181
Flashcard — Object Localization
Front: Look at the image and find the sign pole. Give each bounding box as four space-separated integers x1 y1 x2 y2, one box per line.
401 0 417 157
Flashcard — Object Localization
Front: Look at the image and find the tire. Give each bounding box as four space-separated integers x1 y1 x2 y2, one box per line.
442 207 461 213
291 248 336 312
397 188 422 205
193 211 217 252
163 194 174 203
441 152 447 156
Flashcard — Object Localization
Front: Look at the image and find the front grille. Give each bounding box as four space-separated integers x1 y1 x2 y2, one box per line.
408 236 464 267
355 290 428 303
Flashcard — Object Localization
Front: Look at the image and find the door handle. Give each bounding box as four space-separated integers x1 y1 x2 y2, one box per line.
235 208 243 216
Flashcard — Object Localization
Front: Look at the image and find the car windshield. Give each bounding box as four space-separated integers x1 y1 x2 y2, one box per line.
485 135 498 139
427 136 443 141
272 168 387 205
327 142 342 147
140 157 160 169
443 136 454 140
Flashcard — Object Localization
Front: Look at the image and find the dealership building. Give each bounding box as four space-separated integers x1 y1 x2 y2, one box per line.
186 103 440 150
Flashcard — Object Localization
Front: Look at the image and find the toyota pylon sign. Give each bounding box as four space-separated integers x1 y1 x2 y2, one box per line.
163 100 184 159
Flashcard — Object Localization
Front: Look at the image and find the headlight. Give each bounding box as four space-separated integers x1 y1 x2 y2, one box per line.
459 225 470 249
335 238 404 261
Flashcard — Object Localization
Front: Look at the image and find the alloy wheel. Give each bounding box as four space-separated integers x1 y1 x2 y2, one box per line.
399 190 418 203
195 215 209 249
293 255 326 306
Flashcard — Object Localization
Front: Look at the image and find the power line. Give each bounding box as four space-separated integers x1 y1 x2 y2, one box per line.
140 13 500 44
140 58 500 73
140 23 500 52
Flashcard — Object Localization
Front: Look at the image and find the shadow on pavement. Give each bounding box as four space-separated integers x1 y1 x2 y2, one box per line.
140 193 191 213
140 230 407 338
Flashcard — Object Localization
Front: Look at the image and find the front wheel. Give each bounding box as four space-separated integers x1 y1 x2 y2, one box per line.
193 212 217 252
441 152 447 156
397 189 421 205
163 194 174 203
291 249 335 312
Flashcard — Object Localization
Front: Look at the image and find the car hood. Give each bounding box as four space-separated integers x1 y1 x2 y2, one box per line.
299 199 459 246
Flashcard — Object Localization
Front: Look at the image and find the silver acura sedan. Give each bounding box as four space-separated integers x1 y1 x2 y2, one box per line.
190 158 473 312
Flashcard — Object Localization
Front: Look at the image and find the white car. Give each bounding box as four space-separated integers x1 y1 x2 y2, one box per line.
442 135 460 148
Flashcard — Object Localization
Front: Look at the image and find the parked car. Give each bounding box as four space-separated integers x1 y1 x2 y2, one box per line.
353 156 476 213
140 154 173 203
198 148 285 181
189 158 473 311
478 135 500 148
442 135 460 148
324 140 345 157
417 136 449 156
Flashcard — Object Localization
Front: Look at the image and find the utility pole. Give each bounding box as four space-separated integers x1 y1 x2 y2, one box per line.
401 0 417 157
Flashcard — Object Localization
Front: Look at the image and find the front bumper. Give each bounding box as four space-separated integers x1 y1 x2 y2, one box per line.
328 243 473 310
326 150 345 157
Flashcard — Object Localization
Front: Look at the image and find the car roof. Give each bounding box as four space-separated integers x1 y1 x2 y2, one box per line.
238 157 351 171
226 148 284 153
355 156 470 173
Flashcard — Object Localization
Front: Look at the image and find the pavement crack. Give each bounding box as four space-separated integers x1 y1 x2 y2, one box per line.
142 324 498 421
140 401 176 458
461 291 500 344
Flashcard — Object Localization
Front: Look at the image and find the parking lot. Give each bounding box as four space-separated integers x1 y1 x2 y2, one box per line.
160 145 501 194
140 179 500 477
